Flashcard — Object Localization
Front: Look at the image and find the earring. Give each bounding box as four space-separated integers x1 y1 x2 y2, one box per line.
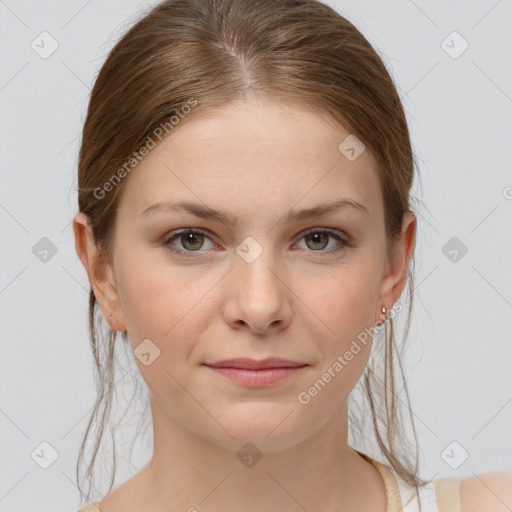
377 306 387 327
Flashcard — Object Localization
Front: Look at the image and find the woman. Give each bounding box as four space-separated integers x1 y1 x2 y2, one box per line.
72 0 512 510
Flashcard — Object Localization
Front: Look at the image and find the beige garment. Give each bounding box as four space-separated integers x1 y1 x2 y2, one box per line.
357 450 461 512
76 451 461 512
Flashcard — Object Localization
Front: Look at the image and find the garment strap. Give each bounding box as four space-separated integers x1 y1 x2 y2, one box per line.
356 450 403 511
356 450 462 512
78 469 460 512
433 478 461 512
77 503 101 512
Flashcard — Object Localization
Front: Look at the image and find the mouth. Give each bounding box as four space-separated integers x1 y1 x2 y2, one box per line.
204 357 307 370
203 358 308 387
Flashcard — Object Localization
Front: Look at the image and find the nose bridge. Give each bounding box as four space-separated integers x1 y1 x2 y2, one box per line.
225 234 292 333
234 235 281 295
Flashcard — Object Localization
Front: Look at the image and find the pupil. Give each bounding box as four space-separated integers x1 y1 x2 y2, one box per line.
180 232 329 251
309 233 327 250
184 232 202 250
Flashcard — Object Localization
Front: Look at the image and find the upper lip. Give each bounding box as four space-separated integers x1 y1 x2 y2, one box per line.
205 358 307 369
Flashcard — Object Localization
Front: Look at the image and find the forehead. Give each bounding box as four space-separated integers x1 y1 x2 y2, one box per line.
118 98 382 222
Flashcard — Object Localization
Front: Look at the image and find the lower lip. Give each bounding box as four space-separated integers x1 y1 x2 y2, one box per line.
205 366 306 387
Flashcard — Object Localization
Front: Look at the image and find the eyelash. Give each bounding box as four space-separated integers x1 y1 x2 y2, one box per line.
163 227 350 258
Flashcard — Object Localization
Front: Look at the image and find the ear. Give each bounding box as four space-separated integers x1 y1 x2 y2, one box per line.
73 212 127 332
376 211 416 316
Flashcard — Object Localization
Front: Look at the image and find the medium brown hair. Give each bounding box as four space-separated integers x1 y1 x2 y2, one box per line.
76 0 428 505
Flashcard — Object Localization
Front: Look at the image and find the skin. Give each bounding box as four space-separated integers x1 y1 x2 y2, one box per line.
74 97 417 512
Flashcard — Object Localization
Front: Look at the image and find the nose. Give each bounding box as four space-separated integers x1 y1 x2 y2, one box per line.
223 242 292 336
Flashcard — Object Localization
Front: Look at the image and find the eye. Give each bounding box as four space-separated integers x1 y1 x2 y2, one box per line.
294 228 349 255
164 228 216 256
163 227 349 257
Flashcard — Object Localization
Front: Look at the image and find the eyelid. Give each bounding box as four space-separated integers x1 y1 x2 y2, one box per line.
300 226 350 242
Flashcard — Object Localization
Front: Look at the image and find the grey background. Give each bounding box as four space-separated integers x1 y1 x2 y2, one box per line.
1 0 511 510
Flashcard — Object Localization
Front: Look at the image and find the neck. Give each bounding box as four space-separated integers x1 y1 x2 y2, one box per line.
128 396 387 512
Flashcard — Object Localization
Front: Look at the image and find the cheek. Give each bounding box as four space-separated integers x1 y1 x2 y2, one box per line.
298 265 380 370
306 269 378 329
115 250 218 349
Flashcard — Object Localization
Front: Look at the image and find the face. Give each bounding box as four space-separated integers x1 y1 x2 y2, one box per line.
76 97 415 453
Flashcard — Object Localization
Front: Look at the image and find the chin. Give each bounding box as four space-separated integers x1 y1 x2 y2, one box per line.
200 413 314 455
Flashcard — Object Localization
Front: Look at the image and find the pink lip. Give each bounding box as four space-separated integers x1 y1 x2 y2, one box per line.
205 366 306 387
203 358 308 387
205 357 307 369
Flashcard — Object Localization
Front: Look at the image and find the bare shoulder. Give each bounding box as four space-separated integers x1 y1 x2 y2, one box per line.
95 462 152 512
460 470 512 512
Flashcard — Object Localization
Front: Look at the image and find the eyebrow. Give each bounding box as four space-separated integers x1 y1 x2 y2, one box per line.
140 198 369 225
